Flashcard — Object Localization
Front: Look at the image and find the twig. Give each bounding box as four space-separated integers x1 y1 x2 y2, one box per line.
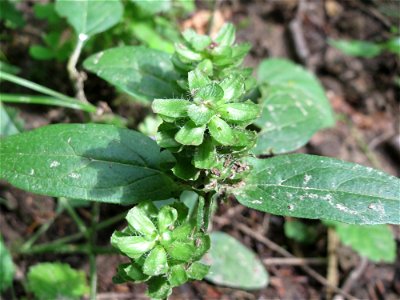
67 34 88 102
288 0 310 67
263 257 326 266
327 227 340 299
235 222 357 300
333 257 369 300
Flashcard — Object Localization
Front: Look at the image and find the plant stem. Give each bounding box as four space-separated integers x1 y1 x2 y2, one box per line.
0 71 87 104
67 37 88 102
18 210 128 254
0 93 96 112
89 202 100 300
62 199 89 238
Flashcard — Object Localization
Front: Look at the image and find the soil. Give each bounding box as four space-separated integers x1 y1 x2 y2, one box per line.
1 0 399 299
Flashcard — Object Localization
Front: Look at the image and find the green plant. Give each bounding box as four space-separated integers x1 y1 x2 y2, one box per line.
1 17 399 300
27 262 89 300
328 36 400 58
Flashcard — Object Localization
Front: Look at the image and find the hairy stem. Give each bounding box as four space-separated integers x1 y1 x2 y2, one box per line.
67 36 88 102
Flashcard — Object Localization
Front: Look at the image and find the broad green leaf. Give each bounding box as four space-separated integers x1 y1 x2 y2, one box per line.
84 46 182 102
0 124 178 204
126 205 157 236
143 246 169 276
55 0 123 37
208 116 235 146
175 121 206 146
234 155 400 224
254 59 335 154
168 264 188 287
116 263 149 283
325 221 396 262
0 235 14 292
187 103 214 126
328 39 382 58
152 99 188 118
203 232 268 289
27 263 88 300
0 103 20 136
111 232 155 259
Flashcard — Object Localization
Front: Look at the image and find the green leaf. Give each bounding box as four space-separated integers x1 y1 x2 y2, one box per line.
219 75 245 102
186 262 210 280
111 232 156 259
27 262 88 300
254 59 335 154
328 39 383 58
131 0 171 15
0 0 25 29
234 155 400 224
203 232 268 289
116 263 149 283
385 36 400 55
175 121 206 146
0 124 178 204
188 69 211 92
126 205 157 236
187 103 214 126
84 46 182 102
217 101 259 124
208 116 235 146
147 276 172 300
0 103 20 137
0 235 14 292
143 246 169 276
193 137 217 169
215 23 236 46
284 220 317 244
152 99 189 118
191 234 211 261
166 241 196 262
194 83 224 103
158 206 178 232
29 45 54 60
183 29 212 51
325 221 396 262
55 0 123 37
168 264 188 287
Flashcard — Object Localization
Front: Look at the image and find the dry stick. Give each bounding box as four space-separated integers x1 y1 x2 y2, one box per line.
333 257 369 300
327 227 340 299
263 257 326 266
235 222 357 300
288 0 310 67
